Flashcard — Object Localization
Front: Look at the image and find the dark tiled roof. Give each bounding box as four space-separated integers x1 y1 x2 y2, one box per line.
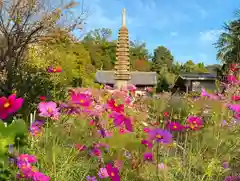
179 73 217 80
95 71 157 85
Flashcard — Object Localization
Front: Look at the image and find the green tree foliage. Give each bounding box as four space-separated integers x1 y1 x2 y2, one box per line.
83 28 116 70
215 16 240 64
83 28 112 44
151 46 174 73
181 60 209 73
28 33 96 88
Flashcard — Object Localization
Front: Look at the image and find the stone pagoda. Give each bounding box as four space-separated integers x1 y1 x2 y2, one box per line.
114 8 130 89
95 9 157 91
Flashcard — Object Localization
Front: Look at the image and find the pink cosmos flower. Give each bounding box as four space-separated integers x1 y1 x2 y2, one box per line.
0 94 24 119
201 88 219 100
38 101 60 119
227 75 240 84
32 172 50 181
229 104 240 113
86 176 97 181
17 154 37 164
201 88 208 97
186 116 203 130
30 125 42 136
30 120 45 136
71 92 92 107
90 148 102 158
167 122 185 131
109 112 133 132
148 128 173 144
98 168 109 178
127 84 137 92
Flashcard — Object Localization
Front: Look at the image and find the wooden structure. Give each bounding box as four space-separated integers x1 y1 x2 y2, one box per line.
171 73 217 94
96 71 157 89
95 8 157 90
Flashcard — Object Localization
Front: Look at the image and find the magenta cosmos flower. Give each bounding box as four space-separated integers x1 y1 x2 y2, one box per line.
229 104 240 113
38 101 60 119
143 152 153 161
107 99 124 113
47 66 62 73
186 116 203 130
17 154 37 164
167 122 185 131
141 139 153 148
106 163 120 181
148 128 173 144
32 172 50 181
109 112 133 132
71 92 92 107
0 94 23 119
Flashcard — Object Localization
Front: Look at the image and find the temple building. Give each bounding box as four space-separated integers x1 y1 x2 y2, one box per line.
95 8 157 92
171 73 217 94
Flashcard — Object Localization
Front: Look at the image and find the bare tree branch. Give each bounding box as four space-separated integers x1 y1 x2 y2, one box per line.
0 0 89 95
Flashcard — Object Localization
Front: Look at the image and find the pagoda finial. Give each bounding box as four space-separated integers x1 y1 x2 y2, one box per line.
122 8 126 27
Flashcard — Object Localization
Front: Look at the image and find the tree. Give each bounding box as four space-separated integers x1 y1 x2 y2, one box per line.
151 46 174 73
83 28 115 70
0 0 87 96
215 14 240 64
181 60 209 73
83 28 112 44
129 41 151 71
134 59 151 71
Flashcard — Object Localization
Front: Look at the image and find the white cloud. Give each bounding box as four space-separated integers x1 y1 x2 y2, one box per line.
199 29 223 42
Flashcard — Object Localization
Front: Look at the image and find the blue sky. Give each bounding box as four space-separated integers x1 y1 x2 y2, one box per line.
77 0 239 65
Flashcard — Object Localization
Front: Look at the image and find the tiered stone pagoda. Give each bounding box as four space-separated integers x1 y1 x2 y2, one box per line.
114 8 130 89
95 8 157 92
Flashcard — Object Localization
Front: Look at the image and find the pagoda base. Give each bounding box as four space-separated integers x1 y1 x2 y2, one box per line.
114 80 128 90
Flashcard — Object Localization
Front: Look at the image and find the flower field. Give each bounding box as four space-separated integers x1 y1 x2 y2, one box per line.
0 70 240 181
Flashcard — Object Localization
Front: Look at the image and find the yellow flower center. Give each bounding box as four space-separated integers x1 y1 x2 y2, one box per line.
173 125 177 129
190 124 195 129
155 134 162 139
111 172 115 177
47 108 52 113
31 166 38 172
80 99 84 103
114 103 118 107
4 102 10 108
